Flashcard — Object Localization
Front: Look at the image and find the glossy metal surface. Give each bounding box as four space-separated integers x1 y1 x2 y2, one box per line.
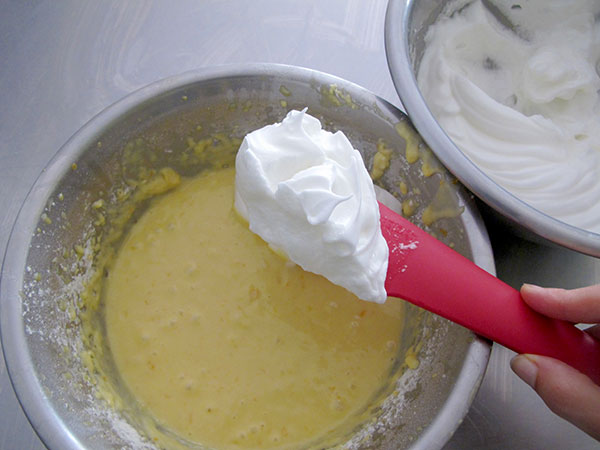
384 0 600 257
0 1 598 449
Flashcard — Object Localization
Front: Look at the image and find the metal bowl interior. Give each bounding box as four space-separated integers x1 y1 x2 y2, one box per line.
384 0 600 257
1 64 491 450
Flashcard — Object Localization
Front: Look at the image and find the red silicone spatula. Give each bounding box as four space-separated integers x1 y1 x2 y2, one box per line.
378 201 600 385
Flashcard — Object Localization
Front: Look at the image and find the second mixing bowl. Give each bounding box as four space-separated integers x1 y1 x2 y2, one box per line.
385 0 600 257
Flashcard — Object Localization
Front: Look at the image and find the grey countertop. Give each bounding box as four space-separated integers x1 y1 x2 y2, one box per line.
0 1 598 449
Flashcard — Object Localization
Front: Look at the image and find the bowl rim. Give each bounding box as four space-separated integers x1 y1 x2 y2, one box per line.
0 62 491 450
384 0 600 257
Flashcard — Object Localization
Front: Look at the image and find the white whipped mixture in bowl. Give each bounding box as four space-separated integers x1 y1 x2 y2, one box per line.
416 0 600 233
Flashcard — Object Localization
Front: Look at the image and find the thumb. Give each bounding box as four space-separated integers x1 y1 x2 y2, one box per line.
511 354 600 441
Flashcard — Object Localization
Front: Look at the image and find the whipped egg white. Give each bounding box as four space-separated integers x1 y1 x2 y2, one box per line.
418 0 600 232
234 109 388 303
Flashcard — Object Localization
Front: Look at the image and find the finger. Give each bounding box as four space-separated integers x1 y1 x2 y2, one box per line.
520 283 600 323
511 354 600 441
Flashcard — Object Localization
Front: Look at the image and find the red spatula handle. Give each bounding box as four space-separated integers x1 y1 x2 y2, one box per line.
379 202 600 385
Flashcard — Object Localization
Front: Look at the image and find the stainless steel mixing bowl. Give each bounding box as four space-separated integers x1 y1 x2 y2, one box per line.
1 64 491 449
385 0 600 257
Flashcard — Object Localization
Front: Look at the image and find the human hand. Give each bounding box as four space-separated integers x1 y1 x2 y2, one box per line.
511 284 600 441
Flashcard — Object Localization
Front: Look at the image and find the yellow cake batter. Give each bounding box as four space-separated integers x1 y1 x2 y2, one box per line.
104 167 404 449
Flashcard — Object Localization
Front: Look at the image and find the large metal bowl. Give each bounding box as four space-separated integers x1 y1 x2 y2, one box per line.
385 0 600 257
1 64 491 449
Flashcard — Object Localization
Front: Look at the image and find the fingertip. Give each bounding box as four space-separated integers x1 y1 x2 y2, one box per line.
520 284 600 322
510 354 538 389
513 354 600 441
520 282 540 292
520 283 547 301
519 283 556 315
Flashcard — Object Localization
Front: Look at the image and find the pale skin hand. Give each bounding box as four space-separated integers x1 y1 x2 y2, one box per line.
511 284 600 441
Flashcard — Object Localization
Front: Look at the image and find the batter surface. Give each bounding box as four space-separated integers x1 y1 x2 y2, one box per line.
104 168 404 449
